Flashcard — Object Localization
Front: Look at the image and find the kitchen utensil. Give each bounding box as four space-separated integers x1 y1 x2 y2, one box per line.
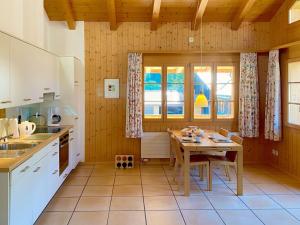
18 121 36 137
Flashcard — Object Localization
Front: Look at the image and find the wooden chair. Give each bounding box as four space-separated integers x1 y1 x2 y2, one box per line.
170 134 211 190
167 128 175 166
209 135 243 182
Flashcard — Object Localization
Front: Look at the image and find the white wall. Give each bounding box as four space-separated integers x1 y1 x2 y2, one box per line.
0 0 84 61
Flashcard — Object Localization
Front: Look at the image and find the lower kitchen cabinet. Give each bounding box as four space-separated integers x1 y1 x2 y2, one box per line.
5 137 71 225
10 166 33 225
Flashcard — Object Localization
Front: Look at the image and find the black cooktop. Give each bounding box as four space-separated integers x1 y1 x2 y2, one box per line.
34 127 62 134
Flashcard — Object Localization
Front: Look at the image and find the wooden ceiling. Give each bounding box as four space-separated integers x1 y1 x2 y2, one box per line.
44 0 285 30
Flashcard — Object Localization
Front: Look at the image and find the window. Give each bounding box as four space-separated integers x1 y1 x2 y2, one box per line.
193 66 212 119
289 0 300 24
288 61 300 126
144 67 162 119
216 66 235 119
167 67 185 119
143 59 237 121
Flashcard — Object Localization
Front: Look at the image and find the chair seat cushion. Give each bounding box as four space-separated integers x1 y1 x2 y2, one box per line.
190 154 209 162
208 155 231 162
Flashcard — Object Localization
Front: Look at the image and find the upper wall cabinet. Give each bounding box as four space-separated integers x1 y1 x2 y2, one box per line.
0 31 60 109
0 32 12 107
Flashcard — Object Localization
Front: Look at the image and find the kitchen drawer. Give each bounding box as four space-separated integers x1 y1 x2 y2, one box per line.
10 139 59 186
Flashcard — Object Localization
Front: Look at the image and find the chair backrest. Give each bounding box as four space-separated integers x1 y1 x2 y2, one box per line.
225 135 243 162
170 134 184 164
219 128 229 137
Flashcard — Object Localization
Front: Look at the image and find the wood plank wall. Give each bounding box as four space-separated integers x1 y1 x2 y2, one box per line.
85 22 271 162
270 0 300 48
264 45 300 178
0 109 5 118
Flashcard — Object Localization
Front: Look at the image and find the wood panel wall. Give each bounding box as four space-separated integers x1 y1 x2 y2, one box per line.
85 22 271 162
264 45 300 177
270 0 300 48
0 109 5 118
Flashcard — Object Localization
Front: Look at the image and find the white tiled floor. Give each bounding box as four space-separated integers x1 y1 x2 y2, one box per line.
35 164 300 225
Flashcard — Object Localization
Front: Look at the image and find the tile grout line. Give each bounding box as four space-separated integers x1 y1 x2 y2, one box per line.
163 164 187 225
193 167 226 225
140 165 148 225
213 166 267 225
67 165 95 225
105 166 116 225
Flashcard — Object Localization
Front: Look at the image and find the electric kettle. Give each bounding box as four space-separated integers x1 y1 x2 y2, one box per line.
18 121 36 137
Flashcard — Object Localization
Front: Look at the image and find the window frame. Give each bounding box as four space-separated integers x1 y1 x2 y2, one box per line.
142 65 164 121
215 63 237 120
191 62 238 121
164 64 189 121
286 58 300 129
191 63 214 121
288 0 300 25
142 59 238 122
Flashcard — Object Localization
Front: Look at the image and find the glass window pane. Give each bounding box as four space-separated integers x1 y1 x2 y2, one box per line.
194 66 212 84
144 67 162 83
288 62 300 82
167 102 184 119
167 67 184 83
144 102 162 119
144 84 161 102
194 101 211 119
289 83 300 103
167 84 184 102
217 66 234 84
288 104 300 125
217 101 234 119
217 84 234 101
289 1 300 24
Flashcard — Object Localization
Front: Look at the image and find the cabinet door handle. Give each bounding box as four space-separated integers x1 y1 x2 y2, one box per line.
76 153 80 157
63 173 68 178
69 130 74 134
52 152 58 156
75 117 79 120
23 98 32 102
52 143 58 147
70 138 74 141
52 170 58 175
55 95 60 98
1 100 11 104
44 88 50 91
20 166 30 173
33 167 41 173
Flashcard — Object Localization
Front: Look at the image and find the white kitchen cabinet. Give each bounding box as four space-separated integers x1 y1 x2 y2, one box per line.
10 165 33 225
31 153 50 222
7 138 64 225
0 32 12 109
60 57 85 163
10 38 43 106
48 143 60 199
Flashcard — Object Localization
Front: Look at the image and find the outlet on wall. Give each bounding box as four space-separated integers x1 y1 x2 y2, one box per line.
272 149 279 157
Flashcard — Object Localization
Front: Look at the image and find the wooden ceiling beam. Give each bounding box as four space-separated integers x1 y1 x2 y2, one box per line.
62 0 76 30
231 0 256 30
106 0 117 30
151 0 161 31
191 0 209 30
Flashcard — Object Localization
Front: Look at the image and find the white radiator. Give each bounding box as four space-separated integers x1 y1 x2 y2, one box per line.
141 132 170 159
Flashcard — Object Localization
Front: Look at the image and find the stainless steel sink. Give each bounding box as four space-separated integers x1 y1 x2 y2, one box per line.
0 142 39 151
23 133 53 141
0 150 26 158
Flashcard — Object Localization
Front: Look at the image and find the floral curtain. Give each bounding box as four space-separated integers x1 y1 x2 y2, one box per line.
239 53 259 138
126 53 143 138
265 50 282 141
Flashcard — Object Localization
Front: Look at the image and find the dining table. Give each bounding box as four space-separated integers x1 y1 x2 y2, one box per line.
172 130 243 196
